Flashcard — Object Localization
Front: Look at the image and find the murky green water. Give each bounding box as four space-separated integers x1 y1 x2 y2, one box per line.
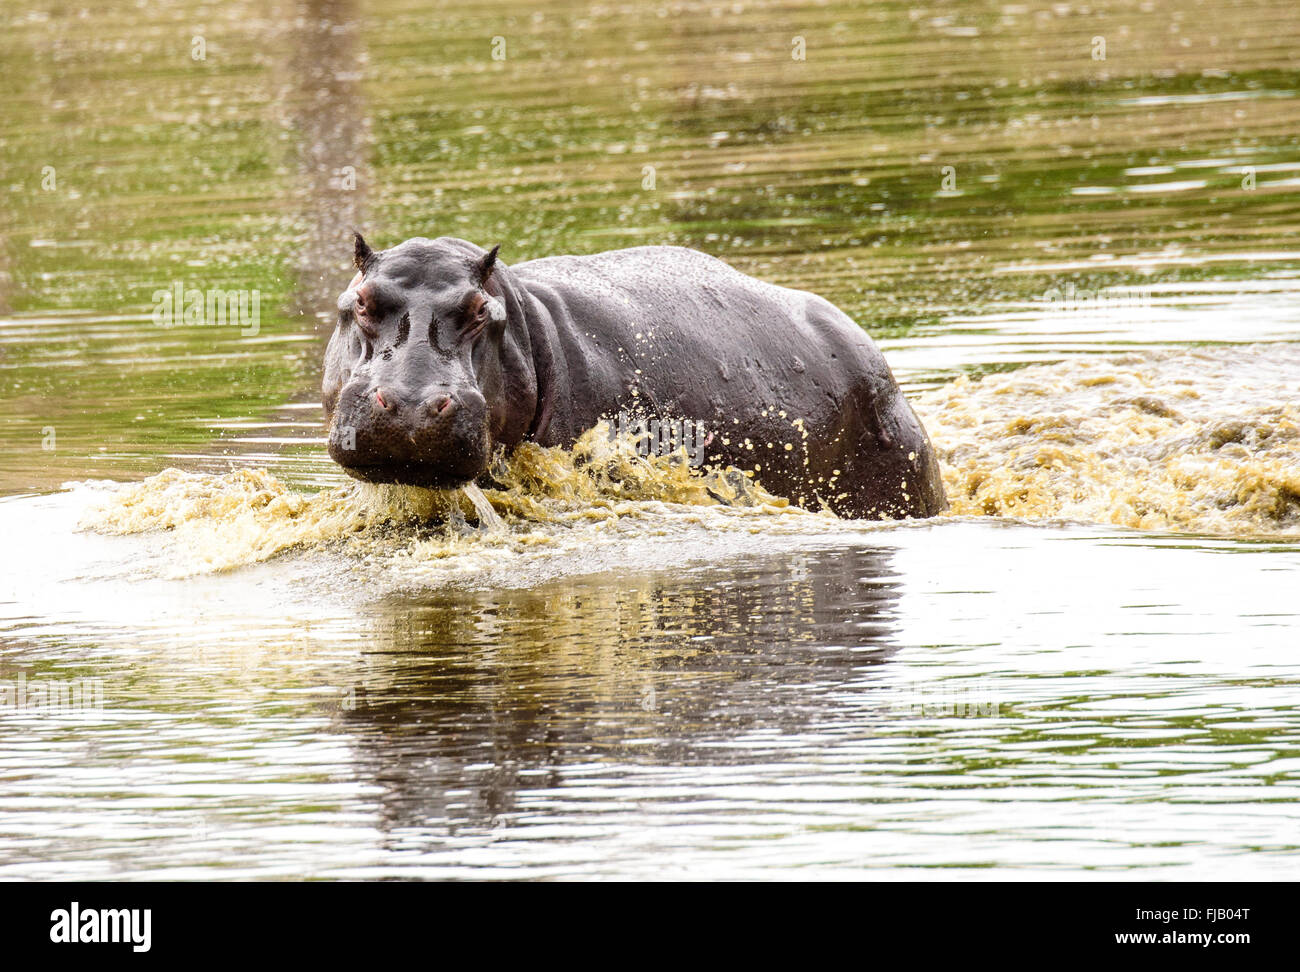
1 0 1298 878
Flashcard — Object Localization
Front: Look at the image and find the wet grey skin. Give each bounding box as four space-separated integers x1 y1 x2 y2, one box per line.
322 234 947 519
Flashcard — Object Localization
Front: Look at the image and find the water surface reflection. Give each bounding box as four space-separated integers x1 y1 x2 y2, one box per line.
342 546 901 833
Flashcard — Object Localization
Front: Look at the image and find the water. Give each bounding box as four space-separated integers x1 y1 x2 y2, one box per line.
1 0 1299 879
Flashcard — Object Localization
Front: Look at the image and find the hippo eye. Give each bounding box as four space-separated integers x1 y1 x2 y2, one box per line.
459 298 488 338
354 299 378 338
465 293 504 331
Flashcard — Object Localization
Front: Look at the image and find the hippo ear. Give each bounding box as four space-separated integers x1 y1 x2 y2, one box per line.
353 232 374 272
476 244 501 286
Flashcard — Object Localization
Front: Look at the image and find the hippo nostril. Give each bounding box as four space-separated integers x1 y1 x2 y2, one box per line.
429 394 454 416
375 388 391 410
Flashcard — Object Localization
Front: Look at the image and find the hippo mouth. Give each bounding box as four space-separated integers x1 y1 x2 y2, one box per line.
327 408 492 491
338 460 482 491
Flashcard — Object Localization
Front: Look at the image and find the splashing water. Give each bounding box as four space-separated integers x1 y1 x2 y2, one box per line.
460 483 503 533
81 342 1300 584
915 343 1300 537
81 424 808 580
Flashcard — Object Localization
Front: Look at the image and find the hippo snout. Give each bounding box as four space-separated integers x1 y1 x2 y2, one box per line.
328 381 491 489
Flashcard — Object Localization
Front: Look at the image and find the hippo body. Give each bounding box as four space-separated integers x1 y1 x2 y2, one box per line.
323 237 946 519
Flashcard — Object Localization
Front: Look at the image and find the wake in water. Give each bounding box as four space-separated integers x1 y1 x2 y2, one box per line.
81 343 1300 579
914 343 1300 537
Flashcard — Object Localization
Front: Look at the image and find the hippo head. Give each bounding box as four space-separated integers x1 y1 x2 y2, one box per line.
322 234 533 489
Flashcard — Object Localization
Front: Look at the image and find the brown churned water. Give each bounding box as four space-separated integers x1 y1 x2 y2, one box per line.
81 338 1300 585
918 343 1300 536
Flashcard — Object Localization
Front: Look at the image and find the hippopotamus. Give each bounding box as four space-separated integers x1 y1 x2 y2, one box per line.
322 234 946 519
